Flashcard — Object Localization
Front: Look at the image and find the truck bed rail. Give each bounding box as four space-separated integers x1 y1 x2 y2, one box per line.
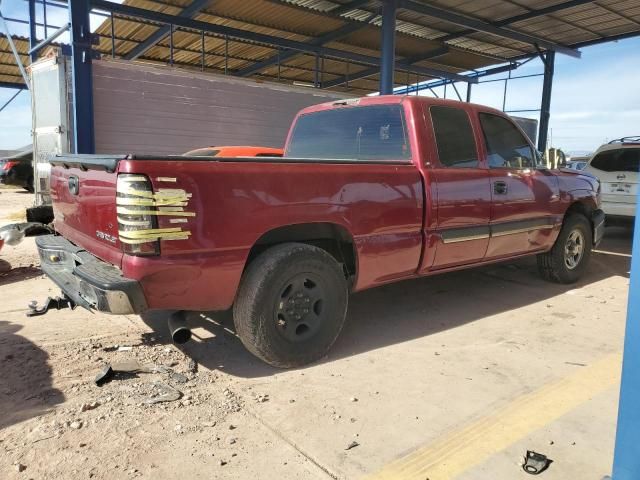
52 154 413 171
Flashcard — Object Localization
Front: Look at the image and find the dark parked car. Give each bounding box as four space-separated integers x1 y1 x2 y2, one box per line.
0 149 33 191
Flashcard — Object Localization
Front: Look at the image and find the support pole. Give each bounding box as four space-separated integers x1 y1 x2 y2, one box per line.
69 0 95 154
110 13 115 58
537 50 555 152
200 30 205 71
611 197 640 480
379 0 397 95
29 0 37 61
466 82 472 102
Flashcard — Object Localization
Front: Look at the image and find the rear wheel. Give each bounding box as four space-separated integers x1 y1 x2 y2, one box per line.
537 214 592 283
233 243 348 368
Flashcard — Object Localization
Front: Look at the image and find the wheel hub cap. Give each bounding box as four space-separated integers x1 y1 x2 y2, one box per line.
564 229 584 270
275 274 325 342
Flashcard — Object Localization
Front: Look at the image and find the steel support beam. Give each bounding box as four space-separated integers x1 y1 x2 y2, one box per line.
399 63 517 95
439 0 595 43
28 0 37 61
397 0 581 58
329 0 370 16
379 0 397 94
90 0 472 84
611 202 640 480
322 45 449 88
0 88 21 113
0 11 30 87
124 0 211 60
69 0 95 153
28 22 70 56
237 9 378 77
0 81 27 89
537 50 555 152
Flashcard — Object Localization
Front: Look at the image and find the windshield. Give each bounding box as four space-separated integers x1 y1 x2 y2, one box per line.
286 105 411 161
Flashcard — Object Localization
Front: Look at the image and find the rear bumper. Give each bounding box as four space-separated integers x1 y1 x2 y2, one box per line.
593 209 606 247
36 235 147 314
602 201 637 219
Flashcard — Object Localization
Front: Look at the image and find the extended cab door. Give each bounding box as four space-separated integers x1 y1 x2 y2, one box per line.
477 112 560 259
422 104 492 270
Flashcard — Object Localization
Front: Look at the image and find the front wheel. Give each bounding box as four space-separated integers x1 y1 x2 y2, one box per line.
233 243 348 368
537 214 592 284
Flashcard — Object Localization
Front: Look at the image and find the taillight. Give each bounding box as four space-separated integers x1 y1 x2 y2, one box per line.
116 174 160 256
2 161 18 172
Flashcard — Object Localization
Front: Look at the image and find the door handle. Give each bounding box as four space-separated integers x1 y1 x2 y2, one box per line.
494 181 508 195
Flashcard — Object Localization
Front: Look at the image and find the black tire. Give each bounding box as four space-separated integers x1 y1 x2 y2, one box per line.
24 175 34 193
537 214 592 284
233 243 348 368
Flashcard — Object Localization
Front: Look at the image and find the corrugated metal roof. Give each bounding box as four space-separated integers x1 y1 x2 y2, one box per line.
2 0 640 92
0 35 29 86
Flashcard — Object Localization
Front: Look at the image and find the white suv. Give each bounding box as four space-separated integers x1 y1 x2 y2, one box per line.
583 137 639 221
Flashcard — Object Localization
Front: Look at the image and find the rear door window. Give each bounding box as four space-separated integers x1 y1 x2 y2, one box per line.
479 113 535 169
286 105 411 161
430 106 478 168
590 148 640 173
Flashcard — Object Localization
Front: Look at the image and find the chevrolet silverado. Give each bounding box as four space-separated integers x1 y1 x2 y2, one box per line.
34 96 604 367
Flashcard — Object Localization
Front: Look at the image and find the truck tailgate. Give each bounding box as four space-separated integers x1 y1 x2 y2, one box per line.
50 160 123 268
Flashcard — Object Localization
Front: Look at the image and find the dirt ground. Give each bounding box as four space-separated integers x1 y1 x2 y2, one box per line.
0 186 633 479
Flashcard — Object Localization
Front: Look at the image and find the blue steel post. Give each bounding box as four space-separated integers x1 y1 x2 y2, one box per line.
379 0 397 95
611 204 640 479
28 0 37 61
69 0 95 153
537 50 555 152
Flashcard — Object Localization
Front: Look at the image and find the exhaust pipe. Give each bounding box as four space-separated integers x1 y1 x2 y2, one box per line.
168 311 192 344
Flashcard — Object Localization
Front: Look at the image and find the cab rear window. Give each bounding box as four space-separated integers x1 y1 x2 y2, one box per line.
590 148 640 172
286 105 411 161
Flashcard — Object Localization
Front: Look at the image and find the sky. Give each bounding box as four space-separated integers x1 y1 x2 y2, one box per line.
0 0 639 155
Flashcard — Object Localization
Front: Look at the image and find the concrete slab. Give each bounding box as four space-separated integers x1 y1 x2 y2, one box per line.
0 187 632 479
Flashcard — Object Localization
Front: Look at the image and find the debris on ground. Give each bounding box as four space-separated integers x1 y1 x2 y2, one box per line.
95 365 115 386
345 440 360 450
69 420 83 430
144 382 182 404
522 450 552 475
81 402 100 412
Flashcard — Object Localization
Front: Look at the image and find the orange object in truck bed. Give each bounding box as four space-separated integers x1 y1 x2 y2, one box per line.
183 146 283 157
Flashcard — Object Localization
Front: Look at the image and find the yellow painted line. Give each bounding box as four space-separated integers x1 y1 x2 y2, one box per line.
368 353 621 480
594 249 632 258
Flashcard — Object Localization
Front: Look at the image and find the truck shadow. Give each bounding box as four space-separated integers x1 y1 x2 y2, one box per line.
0 320 65 429
140 226 633 378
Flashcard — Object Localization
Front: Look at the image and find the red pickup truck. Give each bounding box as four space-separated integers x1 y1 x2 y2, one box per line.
35 96 604 367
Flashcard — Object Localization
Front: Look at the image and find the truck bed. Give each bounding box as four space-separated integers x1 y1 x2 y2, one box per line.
49 153 424 311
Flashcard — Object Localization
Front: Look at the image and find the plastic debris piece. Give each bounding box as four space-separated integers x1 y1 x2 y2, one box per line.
523 450 552 475
95 365 114 387
145 382 182 404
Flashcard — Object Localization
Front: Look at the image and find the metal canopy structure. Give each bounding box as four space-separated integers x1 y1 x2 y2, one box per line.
0 0 638 95
0 0 639 150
